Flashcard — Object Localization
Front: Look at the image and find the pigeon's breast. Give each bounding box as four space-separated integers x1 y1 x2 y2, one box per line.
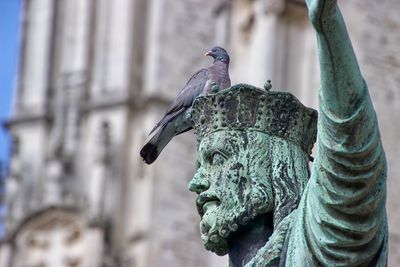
209 61 231 91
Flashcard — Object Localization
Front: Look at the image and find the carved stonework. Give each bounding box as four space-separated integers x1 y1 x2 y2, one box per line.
13 209 86 267
43 159 63 205
89 120 113 221
97 121 112 166
6 136 23 224
262 0 286 14
43 71 87 206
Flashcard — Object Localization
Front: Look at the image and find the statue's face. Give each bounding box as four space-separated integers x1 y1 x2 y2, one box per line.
189 130 274 255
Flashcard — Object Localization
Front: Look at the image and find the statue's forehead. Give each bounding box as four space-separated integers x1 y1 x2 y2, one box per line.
198 130 268 152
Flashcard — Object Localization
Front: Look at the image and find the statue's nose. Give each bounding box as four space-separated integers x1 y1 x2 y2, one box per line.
189 172 210 194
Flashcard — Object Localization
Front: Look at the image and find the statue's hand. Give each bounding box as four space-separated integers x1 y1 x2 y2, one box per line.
305 0 338 31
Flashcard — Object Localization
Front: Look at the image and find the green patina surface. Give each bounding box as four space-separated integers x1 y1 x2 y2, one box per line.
188 0 388 266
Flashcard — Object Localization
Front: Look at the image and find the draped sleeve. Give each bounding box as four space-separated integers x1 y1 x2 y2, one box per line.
285 87 387 266
285 3 388 266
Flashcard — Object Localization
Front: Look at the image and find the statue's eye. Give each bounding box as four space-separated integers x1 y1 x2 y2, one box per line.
211 151 226 165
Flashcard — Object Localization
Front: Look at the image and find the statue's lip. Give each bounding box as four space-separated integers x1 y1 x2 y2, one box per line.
196 193 220 215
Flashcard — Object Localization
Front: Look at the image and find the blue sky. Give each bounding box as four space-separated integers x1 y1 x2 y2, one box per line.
0 0 21 168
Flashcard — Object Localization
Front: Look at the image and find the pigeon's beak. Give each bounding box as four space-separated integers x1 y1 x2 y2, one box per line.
204 51 213 57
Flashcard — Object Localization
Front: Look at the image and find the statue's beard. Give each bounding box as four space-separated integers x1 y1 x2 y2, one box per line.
197 183 272 256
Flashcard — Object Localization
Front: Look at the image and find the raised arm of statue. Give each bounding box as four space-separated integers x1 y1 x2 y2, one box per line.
285 0 388 266
306 0 366 116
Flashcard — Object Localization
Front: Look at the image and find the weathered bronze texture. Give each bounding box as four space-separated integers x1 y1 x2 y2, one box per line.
188 0 387 266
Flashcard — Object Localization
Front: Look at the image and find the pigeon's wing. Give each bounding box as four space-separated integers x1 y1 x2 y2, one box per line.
149 68 208 135
165 68 208 114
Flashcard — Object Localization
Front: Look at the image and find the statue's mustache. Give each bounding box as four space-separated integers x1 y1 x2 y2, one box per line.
196 192 220 216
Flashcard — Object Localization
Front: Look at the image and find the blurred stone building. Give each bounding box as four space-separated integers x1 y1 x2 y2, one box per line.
0 0 399 266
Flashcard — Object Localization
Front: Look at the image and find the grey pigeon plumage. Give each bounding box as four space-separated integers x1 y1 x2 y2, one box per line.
140 46 231 164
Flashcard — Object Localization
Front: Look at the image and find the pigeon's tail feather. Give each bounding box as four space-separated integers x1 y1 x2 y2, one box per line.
140 123 176 164
140 143 159 164
140 109 193 164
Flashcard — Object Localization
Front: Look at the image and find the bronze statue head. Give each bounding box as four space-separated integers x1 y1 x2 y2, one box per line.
189 84 317 256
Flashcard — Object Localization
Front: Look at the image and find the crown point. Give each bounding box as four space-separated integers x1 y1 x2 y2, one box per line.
264 80 272 91
211 82 220 93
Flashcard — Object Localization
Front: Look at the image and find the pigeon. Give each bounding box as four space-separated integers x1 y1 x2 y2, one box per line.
140 46 231 164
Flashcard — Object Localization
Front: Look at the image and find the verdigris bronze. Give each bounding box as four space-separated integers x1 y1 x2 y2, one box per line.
188 0 387 266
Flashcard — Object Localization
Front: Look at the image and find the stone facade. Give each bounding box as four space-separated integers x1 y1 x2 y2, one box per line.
1 0 399 266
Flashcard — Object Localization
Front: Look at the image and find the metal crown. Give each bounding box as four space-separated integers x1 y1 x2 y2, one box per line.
191 84 318 155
